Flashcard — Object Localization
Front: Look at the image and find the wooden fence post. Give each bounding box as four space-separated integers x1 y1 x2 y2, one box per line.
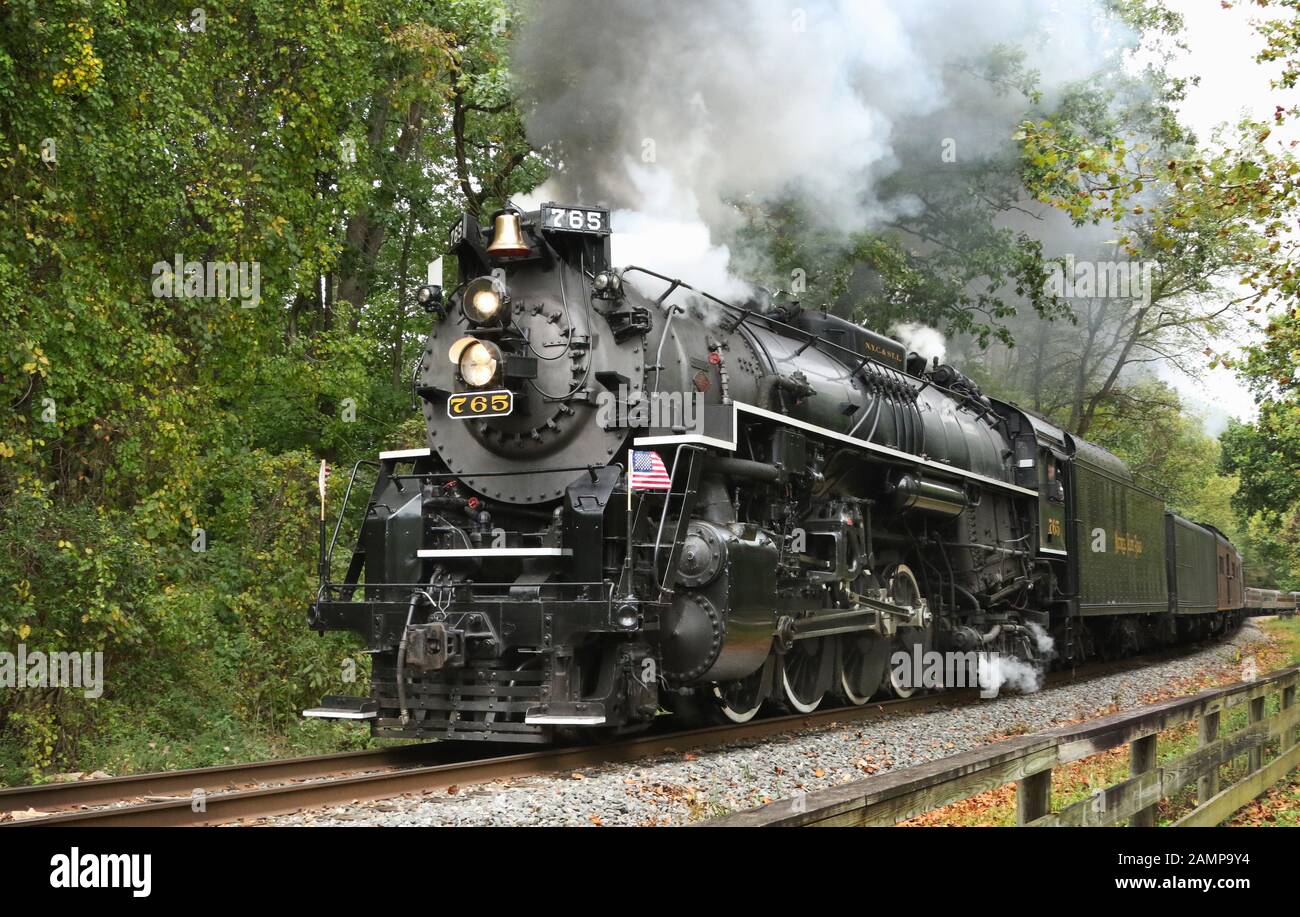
1129 733 1158 827
1016 769 1051 825
1284 685 1297 750
1197 710 1220 806
1247 696 1266 774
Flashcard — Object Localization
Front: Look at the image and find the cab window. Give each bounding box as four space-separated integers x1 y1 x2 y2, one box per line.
1046 459 1065 504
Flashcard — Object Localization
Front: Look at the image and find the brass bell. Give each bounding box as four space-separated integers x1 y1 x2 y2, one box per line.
486 210 529 257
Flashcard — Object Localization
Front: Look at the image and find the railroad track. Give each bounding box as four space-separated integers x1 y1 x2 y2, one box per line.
0 648 1204 827
0 742 478 822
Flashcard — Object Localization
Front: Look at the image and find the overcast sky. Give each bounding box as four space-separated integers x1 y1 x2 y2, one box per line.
1151 0 1298 431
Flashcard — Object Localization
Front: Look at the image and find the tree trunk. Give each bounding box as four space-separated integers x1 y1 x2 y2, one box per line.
336 97 425 318
392 211 415 389
1076 304 1152 437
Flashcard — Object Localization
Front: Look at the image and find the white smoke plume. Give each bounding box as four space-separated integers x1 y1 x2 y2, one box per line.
978 653 1044 697
978 623 1056 698
512 0 1135 298
890 322 947 364
1027 621 1056 659
609 167 755 305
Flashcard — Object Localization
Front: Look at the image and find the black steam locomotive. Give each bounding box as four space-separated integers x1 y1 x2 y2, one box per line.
305 203 1245 743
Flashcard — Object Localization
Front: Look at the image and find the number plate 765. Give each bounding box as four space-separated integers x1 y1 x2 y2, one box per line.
448 390 513 419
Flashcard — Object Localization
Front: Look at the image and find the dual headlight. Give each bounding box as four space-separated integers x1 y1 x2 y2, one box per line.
448 336 503 388
448 276 510 388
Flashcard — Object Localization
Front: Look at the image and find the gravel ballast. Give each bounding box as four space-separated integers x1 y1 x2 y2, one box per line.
262 622 1272 827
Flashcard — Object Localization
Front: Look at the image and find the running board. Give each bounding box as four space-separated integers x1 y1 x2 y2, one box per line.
417 547 572 558
524 702 607 726
303 695 378 720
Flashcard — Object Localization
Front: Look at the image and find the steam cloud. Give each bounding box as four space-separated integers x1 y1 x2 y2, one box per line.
890 322 947 364
978 653 1045 696
512 0 1133 300
978 623 1056 697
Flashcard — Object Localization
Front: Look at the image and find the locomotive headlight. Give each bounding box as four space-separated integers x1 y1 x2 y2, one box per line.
455 338 503 388
463 276 505 324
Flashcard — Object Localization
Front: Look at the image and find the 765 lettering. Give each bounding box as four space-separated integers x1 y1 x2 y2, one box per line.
448 390 513 419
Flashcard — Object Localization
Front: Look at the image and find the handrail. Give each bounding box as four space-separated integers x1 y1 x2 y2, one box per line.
326 459 379 575
390 463 619 480
323 460 631 592
653 444 704 595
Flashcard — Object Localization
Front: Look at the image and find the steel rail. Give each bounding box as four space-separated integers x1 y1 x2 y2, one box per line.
0 647 1204 827
0 742 465 816
3 690 967 827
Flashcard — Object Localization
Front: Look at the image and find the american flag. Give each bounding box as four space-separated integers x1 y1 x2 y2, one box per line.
630 450 672 491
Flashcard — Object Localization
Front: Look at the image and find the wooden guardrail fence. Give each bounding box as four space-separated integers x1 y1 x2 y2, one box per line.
706 662 1300 827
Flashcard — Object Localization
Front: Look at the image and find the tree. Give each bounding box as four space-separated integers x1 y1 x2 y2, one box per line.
1085 380 1237 526
333 4 543 313
0 0 544 777
961 183 1262 437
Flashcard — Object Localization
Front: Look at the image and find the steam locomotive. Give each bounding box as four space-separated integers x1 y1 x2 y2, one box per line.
305 202 1246 743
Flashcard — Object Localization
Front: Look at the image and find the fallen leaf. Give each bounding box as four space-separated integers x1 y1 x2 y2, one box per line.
9 808 47 821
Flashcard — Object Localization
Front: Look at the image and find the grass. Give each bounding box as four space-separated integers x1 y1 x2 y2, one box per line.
0 710 381 788
1263 613 1300 663
1227 768 1300 826
902 616 1300 827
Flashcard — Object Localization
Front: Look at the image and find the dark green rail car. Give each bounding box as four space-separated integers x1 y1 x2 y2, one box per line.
1166 512 1218 615
1071 440 1168 616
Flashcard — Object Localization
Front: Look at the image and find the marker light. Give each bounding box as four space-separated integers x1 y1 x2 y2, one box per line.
593 270 623 296
415 284 443 314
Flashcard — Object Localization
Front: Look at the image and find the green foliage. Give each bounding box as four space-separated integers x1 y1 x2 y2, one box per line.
1084 381 1236 528
976 3 1300 590
1220 406 1300 590
1222 410 1300 518
0 0 531 780
1194 0 1300 590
